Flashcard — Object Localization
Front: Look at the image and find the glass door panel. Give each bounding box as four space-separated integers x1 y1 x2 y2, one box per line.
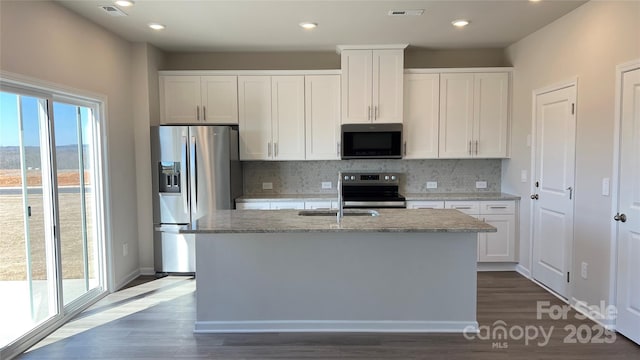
52 102 99 305
0 92 56 347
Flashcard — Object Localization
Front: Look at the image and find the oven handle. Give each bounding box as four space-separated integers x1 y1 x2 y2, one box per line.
343 201 406 208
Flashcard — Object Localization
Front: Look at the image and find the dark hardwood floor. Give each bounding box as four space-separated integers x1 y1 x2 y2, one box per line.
18 272 639 359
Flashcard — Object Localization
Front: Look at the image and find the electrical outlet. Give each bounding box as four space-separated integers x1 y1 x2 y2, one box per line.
426 181 438 189
262 182 273 190
321 181 332 190
475 181 488 189
123 243 128 257
581 262 588 279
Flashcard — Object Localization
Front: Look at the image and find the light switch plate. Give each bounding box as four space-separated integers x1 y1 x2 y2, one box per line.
262 182 273 190
426 181 438 189
602 178 610 196
321 181 332 190
476 181 488 189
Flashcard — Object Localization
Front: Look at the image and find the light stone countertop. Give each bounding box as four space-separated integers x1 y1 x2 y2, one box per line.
236 192 520 202
181 209 497 234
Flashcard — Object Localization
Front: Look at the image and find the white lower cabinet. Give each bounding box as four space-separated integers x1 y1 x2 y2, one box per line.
236 201 306 210
407 200 517 262
304 201 337 210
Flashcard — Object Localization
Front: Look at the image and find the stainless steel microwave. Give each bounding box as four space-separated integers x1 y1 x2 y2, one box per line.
341 123 403 159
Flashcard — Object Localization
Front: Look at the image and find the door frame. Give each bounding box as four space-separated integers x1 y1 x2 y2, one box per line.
528 78 578 301
610 59 640 331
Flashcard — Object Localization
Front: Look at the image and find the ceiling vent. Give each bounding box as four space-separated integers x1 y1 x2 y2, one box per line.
388 9 424 17
99 5 128 16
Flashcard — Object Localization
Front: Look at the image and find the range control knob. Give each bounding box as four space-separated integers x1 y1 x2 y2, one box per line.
391 175 397 181
350 176 355 181
384 175 390 180
344 175 349 181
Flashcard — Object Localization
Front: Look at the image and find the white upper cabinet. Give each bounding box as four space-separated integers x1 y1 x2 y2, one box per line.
238 76 272 160
403 73 440 159
238 76 305 161
305 75 341 160
272 76 305 160
160 75 238 124
341 48 404 124
201 76 239 124
439 72 509 158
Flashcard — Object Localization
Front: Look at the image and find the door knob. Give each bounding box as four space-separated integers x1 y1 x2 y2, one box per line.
614 213 627 222
530 194 539 200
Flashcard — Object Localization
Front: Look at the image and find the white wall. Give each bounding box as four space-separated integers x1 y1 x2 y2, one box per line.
132 43 165 274
504 1 640 308
0 1 141 289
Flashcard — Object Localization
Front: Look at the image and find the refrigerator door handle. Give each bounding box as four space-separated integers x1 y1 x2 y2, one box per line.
190 135 198 214
181 135 189 214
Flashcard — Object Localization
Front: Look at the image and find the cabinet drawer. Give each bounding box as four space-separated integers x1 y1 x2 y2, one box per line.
480 201 515 215
270 201 305 210
236 202 270 210
445 201 480 215
304 201 334 210
407 201 445 209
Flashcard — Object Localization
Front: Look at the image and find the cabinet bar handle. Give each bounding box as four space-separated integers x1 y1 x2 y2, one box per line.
454 206 471 209
489 206 507 209
475 140 479 155
403 141 407 156
368 106 371 121
468 141 472 155
274 142 278 157
375 106 378 120
203 106 206 121
268 142 272 157
196 106 200 121
337 142 341 156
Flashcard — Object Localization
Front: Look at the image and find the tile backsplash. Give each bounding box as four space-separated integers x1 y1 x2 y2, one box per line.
243 159 501 195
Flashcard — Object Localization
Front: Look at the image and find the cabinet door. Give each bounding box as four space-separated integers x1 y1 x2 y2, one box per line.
160 75 201 124
341 50 373 124
372 49 404 123
201 76 239 124
238 76 272 160
305 75 341 160
479 214 516 262
272 76 305 160
403 74 439 159
474 73 509 158
439 73 474 158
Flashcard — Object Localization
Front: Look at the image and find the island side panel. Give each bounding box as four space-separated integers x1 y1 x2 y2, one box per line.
195 232 477 333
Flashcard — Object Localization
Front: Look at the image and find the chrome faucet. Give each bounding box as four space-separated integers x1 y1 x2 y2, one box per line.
337 172 343 223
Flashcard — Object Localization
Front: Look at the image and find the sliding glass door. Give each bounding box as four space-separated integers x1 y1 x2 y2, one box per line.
0 86 106 354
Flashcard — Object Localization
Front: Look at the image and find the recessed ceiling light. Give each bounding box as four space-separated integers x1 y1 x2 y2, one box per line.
299 22 318 30
529 0 542 2
115 0 134 6
148 23 166 31
452 19 470 28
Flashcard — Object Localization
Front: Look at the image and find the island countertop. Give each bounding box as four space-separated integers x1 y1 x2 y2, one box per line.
181 208 496 234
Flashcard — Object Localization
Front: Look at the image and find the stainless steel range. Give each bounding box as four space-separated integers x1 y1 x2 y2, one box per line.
340 172 406 209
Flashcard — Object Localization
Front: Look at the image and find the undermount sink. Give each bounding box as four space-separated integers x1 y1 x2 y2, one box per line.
298 209 380 217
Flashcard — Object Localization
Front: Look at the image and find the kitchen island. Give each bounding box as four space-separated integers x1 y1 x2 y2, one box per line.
182 209 495 333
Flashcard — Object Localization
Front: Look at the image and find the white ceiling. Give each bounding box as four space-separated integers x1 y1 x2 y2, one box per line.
56 0 587 52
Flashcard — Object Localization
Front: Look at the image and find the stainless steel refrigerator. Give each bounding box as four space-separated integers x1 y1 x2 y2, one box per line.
151 125 242 274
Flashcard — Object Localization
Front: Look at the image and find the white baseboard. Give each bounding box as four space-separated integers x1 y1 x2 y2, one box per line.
194 320 479 334
515 264 531 278
113 268 141 292
139 267 155 276
477 263 517 271
570 297 616 330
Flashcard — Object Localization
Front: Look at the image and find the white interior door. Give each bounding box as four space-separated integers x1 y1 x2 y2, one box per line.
615 66 640 345
532 84 576 298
